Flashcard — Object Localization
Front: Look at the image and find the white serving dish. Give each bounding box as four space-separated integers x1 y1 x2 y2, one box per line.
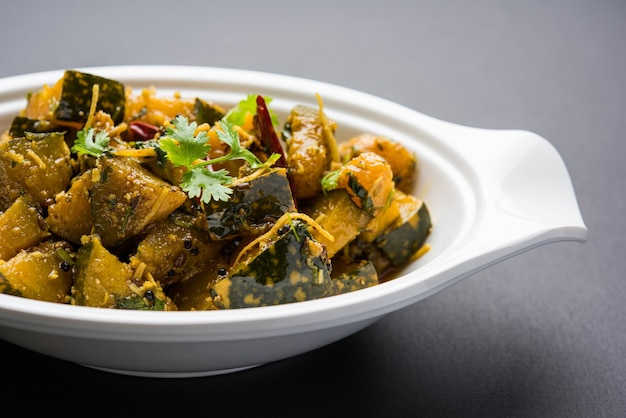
0 66 587 377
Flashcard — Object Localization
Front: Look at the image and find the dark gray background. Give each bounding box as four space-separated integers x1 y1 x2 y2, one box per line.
1 1 624 416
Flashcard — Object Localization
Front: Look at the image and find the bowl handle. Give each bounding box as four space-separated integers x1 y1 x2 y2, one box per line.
433 122 588 266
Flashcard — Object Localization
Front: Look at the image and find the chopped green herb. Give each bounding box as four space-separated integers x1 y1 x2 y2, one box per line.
157 116 277 204
214 119 264 169
225 94 279 127
159 117 210 169
180 166 233 203
71 128 110 157
72 100 281 205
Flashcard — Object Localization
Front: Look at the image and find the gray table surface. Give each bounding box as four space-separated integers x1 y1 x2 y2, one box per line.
1 1 624 416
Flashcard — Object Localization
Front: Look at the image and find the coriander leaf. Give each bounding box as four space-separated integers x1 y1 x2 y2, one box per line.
156 113 280 205
159 116 210 169
216 119 264 168
72 128 110 157
180 167 233 203
225 94 279 127
224 94 258 126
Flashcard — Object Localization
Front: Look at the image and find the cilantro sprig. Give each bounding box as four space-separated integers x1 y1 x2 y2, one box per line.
71 127 110 157
160 116 274 203
71 97 280 205
159 117 211 168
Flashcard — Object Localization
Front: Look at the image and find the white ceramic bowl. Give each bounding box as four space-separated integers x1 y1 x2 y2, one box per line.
0 66 588 377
